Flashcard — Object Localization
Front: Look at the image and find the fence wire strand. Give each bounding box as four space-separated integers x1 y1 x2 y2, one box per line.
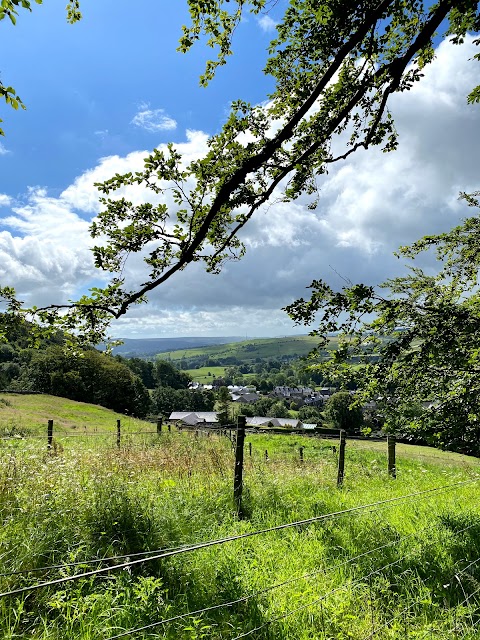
1 478 477 599
104 519 479 640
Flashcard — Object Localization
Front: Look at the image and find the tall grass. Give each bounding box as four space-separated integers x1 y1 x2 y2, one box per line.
0 429 479 639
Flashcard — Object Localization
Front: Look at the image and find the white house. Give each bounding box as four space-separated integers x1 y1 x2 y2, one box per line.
169 411 219 425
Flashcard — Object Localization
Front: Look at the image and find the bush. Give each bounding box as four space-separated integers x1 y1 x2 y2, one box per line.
325 391 363 433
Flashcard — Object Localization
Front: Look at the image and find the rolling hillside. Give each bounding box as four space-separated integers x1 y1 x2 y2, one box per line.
159 335 336 364
108 336 245 357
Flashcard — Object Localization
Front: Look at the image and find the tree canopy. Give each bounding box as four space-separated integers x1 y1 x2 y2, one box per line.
1 1 479 344
286 191 480 454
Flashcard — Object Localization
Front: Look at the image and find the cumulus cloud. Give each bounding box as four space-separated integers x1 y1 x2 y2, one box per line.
0 194 11 207
0 142 10 156
0 37 478 336
0 188 95 306
131 103 177 132
257 15 277 32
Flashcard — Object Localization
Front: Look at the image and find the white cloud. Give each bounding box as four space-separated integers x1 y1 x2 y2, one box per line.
257 15 277 32
0 142 10 156
0 188 95 306
0 194 11 207
0 37 478 336
131 103 177 132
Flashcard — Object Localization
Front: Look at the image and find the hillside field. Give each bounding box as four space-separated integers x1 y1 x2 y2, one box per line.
0 395 479 639
160 334 334 364
0 393 153 437
185 366 227 384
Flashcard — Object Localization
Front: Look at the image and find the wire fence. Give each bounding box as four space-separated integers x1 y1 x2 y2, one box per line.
1 478 479 638
1 418 480 637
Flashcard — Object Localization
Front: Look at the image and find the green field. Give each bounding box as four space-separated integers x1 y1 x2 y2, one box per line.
1 395 480 639
160 334 333 363
0 393 153 437
185 366 226 384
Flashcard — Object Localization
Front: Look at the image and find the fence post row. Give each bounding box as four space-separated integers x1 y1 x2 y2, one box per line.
299 446 304 463
233 415 246 519
388 435 396 478
337 430 346 487
157 417 162 434
47 419 53 451
116 419 121 449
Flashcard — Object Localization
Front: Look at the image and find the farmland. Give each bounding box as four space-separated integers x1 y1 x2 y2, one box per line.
159 335 330 364
0 395 479 639
184 366 227 384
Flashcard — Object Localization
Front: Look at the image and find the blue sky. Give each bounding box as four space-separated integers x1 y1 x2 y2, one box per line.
1 1 276 193
0 3 479 338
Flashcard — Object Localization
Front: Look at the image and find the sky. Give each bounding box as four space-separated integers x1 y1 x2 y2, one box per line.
0 2 479 339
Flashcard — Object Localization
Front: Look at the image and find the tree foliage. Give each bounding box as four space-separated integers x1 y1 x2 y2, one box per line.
0 0 82 135
151 386 215 417
216 385 231 425
286 192 480 454
2 1 479 343
154 359 192 389
324 391 364 433
20 345 150 416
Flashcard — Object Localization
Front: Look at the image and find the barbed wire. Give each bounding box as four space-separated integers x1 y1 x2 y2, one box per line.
0 431 160 440
0 542 192 578
0 478 477 599
365 552 480 639
231 517 480 640
103 520 479 639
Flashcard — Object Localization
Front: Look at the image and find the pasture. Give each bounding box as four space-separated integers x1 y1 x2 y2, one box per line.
184 366 226 384
159 334 329 363
0 395 479 639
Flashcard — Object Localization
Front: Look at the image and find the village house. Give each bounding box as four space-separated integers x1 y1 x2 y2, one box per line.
169 411 219 426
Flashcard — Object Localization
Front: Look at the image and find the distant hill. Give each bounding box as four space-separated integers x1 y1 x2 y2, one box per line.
108 336 246 357
159 335 333 364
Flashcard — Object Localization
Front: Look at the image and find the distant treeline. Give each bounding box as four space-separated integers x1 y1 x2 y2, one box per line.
0 316 214 417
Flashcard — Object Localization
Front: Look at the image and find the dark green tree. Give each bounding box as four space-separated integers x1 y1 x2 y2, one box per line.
22 346 150 416
298 406 323 422
155 359 191 389
152 386 215 416
119 357 156 389
325 392 364 434
286 191 480 454
216 386 231 425
270 401 289 418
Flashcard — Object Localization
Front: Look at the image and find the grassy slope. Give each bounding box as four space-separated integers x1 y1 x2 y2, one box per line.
0 393 153 436
0 397 479 638
159 334 333 363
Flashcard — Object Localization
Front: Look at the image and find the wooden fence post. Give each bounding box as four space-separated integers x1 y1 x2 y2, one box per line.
265 449 269 461
388 435 396 478
249 442 252 457
234 415 246 519
157 417 162 435
47 419 53 451
168 423 171 432
116 419 121 449
337 430 346 487
299 446 304 463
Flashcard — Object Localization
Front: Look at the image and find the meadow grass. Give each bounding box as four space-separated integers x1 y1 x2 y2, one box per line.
0 421 479 639
0 394 154 438
185 367 226 384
